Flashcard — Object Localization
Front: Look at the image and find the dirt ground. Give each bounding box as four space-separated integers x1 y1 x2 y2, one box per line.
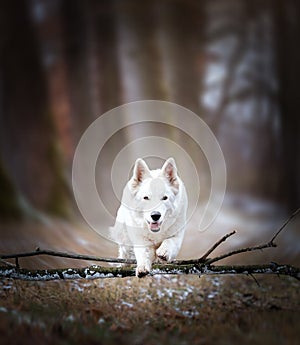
0 274 299 345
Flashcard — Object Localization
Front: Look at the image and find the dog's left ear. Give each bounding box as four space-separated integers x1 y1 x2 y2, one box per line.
161 158 179 190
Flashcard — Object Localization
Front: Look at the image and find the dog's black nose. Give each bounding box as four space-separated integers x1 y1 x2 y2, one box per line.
151 211 161 222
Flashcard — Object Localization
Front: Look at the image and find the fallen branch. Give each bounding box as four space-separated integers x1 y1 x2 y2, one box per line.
0 248 136 266
0 263 299 281
0 208 299 281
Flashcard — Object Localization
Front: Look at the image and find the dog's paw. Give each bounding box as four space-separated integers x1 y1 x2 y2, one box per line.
156 243 174 262
136 265 150 278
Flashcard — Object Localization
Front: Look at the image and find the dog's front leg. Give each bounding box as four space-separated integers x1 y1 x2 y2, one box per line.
156 232 184 262
134 246 155 278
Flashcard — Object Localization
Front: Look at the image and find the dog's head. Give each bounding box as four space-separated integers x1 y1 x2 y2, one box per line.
128 158 180 233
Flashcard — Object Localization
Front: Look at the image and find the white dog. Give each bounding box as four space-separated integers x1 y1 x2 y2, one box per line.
111 158 187 277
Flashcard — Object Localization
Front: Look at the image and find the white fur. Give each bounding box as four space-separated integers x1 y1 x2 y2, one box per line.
111 158 188 277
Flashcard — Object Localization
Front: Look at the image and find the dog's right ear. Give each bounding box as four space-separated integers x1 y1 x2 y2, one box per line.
129 159 151 192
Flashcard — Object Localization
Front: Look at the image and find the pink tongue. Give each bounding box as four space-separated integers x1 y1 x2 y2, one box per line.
150 222 159 230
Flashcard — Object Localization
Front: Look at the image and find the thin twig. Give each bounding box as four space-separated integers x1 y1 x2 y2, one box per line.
269 207 300 243
198 230 236 261
248 273 260 287
205 207 299 265
204 242 276 265
174 230 236 265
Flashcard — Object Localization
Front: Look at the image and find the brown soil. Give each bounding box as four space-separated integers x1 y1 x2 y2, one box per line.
0 274 299 345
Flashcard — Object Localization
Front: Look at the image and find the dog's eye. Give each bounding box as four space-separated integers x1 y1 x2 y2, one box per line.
143 196 150 200
162 196 168 201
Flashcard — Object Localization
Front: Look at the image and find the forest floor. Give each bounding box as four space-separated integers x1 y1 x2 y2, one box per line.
0 274 299 345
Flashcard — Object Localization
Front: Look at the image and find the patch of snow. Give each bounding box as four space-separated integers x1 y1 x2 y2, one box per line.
156 290 165 299
171 277 178 283
121 301 134 308
69 281 84 292
138 295 152 303
211 277 222 287
164 288 175 298
208 292 218 299
175 307 200 318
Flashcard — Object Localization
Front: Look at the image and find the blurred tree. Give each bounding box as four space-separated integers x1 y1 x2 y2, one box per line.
1 0 72 219
274 0 300 211
0 158 23 220
62 0 100 136
201 0 283 201
30 0 74 163
114 0 166 102
154 0 203 114
61 0 123 138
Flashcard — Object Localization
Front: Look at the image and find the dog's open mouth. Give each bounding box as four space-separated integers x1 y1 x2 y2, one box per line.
147 220 161 232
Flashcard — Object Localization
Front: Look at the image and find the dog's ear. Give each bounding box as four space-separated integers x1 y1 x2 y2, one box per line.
161 158 179 190
130 159 151 191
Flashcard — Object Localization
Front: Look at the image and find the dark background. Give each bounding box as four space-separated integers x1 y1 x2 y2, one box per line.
0 0 299 266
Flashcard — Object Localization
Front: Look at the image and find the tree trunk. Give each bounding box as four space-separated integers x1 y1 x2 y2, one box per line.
1 0 71 218
274 0 300 211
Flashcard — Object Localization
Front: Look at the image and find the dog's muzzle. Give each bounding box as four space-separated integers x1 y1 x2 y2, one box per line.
147 211 162 232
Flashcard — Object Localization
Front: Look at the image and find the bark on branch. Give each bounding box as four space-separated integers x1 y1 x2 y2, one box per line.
0 263 299 281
